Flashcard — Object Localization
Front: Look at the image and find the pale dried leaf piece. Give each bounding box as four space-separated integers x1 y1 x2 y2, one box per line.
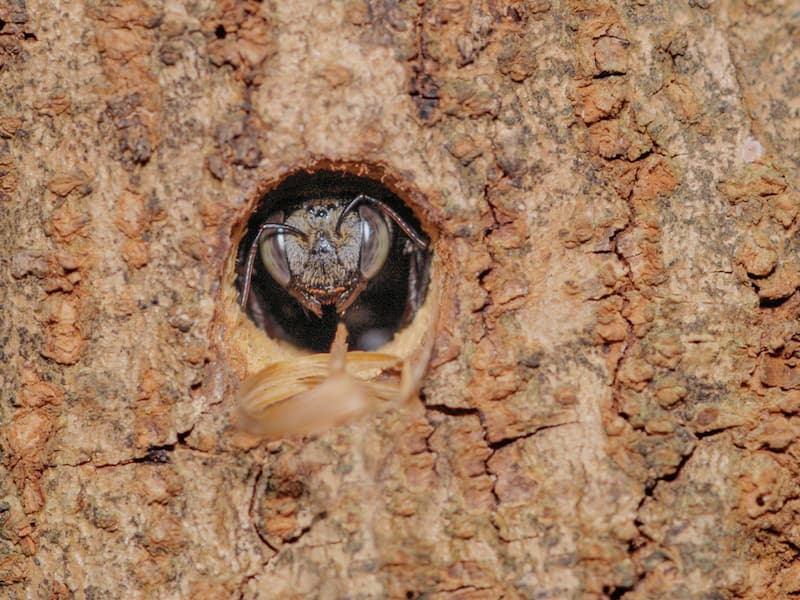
236 261 441 439
236 323 404 439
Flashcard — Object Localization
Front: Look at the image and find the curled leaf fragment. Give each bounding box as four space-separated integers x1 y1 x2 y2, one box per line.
237 323 410 438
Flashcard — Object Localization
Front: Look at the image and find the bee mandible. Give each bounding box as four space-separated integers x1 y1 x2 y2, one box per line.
239 194 428 318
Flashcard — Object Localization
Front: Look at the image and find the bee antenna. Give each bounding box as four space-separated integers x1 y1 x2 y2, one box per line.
335 194 428 249
239 223 308 308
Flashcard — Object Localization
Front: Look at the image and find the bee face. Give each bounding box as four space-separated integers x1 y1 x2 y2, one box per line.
259 198 384 316
240 190 428 343
287 201 362 295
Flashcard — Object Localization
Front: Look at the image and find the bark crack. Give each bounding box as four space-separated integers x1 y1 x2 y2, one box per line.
46 425 203 469
487 420 579 452
409 0 438 123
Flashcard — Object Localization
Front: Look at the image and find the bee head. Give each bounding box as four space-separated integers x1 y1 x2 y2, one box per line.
236 172 430 352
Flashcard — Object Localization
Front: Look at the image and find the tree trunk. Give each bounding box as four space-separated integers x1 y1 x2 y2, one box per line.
2 0 799 598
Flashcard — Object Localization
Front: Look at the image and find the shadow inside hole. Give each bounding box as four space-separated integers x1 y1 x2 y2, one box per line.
236 170 431 352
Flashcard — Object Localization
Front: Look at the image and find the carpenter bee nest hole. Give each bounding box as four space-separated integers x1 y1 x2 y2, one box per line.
222 168 440 439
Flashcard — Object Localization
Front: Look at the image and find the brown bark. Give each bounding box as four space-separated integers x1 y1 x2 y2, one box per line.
2 0 799 598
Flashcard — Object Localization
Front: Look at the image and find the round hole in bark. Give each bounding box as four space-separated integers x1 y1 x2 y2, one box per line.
235 169 432 352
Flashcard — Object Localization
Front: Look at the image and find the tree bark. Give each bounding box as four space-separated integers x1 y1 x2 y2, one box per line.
2 0 799 598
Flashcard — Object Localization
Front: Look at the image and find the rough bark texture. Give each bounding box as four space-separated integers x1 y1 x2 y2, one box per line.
2 0 800 598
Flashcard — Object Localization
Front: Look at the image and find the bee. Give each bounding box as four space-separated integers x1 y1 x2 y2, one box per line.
239 193 429 333
234 180 439 438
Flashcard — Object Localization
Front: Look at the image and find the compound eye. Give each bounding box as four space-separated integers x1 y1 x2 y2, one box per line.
358 204 391 280
259 212 291 287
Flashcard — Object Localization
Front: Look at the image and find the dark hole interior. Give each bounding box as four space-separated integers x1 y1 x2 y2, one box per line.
236 170 431 352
